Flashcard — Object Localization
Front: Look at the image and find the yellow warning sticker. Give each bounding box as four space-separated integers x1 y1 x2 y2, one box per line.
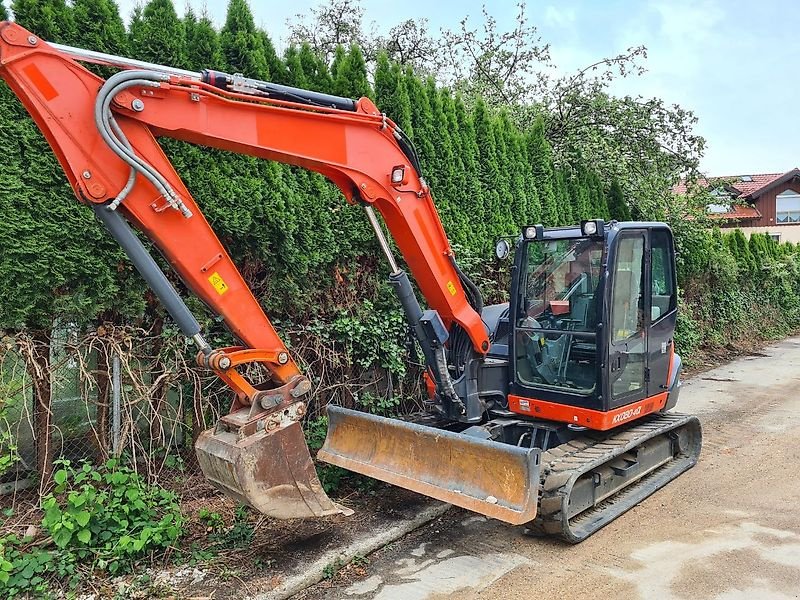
208 272 229 295
446 281 457 296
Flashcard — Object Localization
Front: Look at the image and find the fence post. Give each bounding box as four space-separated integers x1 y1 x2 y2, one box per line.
112 353 121 456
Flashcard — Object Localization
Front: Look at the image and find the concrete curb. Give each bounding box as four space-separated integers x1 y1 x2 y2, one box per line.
255 502 451 600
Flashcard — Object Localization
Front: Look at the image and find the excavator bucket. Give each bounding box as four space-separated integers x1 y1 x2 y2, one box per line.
318 406 541 525
195 419 349 519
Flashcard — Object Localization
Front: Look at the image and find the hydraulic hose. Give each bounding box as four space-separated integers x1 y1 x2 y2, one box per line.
94 70 191 216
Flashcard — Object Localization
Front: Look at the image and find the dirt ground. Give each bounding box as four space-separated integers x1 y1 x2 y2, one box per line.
296 336 800 600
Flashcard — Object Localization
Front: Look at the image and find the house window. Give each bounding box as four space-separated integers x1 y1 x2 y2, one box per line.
707 203 730 214
769 233 781 242
776 189 800 223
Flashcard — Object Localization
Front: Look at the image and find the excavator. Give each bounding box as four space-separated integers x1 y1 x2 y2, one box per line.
0 22 701 543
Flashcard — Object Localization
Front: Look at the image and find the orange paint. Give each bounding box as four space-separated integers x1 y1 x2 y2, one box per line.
22 63 57 101
549 300 570 315
508 392 669 431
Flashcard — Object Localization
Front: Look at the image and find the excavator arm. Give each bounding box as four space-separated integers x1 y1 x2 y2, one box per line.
0 22 541 524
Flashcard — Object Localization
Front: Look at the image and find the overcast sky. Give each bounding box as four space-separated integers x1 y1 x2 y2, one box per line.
112 0 798 177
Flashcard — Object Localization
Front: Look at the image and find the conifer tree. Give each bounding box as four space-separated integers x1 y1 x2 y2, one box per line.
374 52 397 114
490 112 517 233
11 0 74 42
748 232 770 271
332 45 371 98
259 30 288 84
184 8 224 70
284 46 308 88
440 89 477 244
554 169 573 225
586 170 609 219
503 119 538 227
330 45 346 87
472 99 507 241
128 0 185 67
527 116 558 226
607 178 632 221
220 0 269 79
727 229 755 275
403 69 435 172
376 60 413 134
3 0 138 483
71 0 128 56
453 94 486 247
298 43 332 92
0 2 7 20
424 78 461 236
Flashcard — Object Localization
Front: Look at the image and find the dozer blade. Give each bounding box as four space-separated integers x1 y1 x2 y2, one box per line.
196 418 349 519
318 405 541 524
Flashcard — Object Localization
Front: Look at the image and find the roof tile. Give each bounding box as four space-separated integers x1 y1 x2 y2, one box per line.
672 172 786 197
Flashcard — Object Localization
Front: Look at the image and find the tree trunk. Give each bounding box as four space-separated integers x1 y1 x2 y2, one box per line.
26 329 54 491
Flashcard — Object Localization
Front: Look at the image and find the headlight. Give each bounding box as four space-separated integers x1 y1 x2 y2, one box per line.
581 219 604 237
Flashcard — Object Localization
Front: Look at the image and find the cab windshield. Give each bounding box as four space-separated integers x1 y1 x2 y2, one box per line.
516 238 603 394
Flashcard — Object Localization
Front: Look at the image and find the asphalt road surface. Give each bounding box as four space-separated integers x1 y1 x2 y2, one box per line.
298 336 800 600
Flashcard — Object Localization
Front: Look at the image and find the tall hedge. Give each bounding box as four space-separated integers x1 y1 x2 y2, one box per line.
1 0 798 469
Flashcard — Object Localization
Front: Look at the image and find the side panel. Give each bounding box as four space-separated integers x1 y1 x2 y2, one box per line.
508 392 669 431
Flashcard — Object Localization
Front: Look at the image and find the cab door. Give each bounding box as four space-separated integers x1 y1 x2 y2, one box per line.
607 230 648 408
646 227 678 395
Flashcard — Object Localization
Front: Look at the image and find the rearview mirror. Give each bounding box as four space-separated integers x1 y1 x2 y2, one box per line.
495 238 511 260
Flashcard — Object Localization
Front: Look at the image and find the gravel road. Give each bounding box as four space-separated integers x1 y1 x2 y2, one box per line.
298 336 800 600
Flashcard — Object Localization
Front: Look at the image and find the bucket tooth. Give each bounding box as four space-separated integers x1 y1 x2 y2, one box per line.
196 418 348 519
318 405 541 525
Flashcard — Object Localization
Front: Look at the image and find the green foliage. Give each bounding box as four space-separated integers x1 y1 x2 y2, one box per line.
527 116 559 226
356 391 400 416
220 0 269 79
304 416 348 493
10 0 74 42
0 459 183 595
43 459 182 569
607 178 631 221
0 1 143 333
129 0 186 68
197 508 224 532
0 397 18 478
70 0 128 56
207 505 253 549
675 226 800 364
183 8 224 70
333 45 371 98
303 299 409 378
0 538 74 597
322 558 344 579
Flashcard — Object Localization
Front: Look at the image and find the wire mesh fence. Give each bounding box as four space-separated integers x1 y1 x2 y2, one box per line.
0 319 422 515
0 324 226 511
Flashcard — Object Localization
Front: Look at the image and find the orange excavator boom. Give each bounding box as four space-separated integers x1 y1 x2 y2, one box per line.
0 22 541 522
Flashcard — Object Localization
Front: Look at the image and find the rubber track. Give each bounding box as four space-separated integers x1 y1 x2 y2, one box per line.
526 412 702 543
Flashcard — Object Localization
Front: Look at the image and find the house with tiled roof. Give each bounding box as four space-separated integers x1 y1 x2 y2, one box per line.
673 168 800 242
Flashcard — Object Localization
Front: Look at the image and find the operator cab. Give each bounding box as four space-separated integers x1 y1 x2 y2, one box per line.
507 220 679 416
